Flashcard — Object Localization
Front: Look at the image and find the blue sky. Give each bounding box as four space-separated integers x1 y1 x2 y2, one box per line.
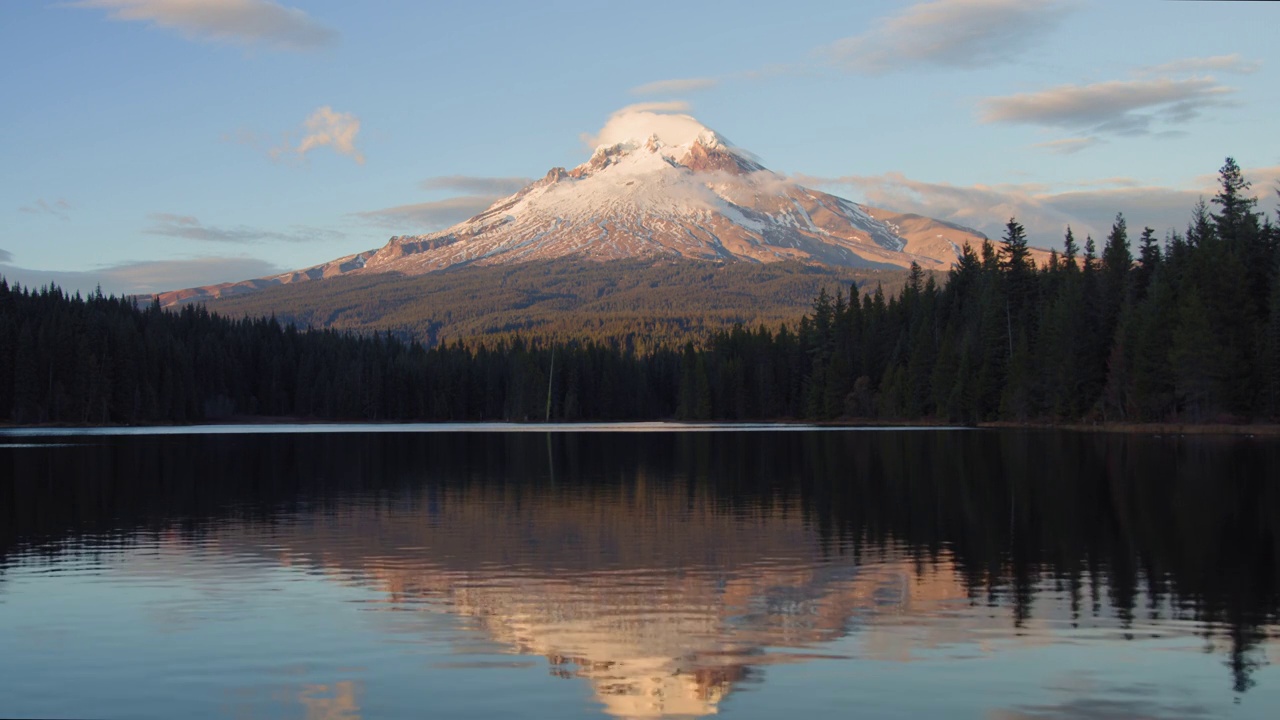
2 0 1277 294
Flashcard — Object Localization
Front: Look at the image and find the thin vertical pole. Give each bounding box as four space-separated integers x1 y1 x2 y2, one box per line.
545 347 555 422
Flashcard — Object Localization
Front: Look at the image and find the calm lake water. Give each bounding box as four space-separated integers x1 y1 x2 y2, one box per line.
1 426 1278 719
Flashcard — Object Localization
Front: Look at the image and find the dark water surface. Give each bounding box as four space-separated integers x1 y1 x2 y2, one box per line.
1 427 1278 719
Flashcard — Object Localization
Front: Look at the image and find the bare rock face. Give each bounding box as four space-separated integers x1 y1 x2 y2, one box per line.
678 138 762 175
157 116 1025 306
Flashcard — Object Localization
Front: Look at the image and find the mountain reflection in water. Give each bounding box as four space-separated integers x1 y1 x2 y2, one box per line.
1 429 1277 719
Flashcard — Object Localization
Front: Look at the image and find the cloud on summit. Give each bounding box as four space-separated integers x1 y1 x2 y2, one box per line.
581 102 716 150
72 0 337 50
821 0 1074 74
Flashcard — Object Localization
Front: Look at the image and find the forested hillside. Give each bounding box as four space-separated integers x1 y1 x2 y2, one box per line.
771 160 1279 423
2 158 1275 426
184 259 912 351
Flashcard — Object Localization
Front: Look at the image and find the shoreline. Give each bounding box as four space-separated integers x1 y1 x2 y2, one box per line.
2 416 1279 436
977 421 1280 436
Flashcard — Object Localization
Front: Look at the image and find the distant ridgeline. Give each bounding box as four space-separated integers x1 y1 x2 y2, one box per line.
1 158 1277 425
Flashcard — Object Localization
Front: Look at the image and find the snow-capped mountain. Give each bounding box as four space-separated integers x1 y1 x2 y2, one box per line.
159 113 990 306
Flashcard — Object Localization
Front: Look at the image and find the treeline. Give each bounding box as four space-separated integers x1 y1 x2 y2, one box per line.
0 158 1276 425
0 280 684 424
753 157 1280 423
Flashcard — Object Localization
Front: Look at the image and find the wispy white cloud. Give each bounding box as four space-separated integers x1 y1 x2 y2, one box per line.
980 77 1235 136
0 256 284 296
420 175 531 195
145 213 342 243
1138 54 1260 77
802 172 1072 239
355 196 498 231
1067 177 1143 189
71 0 336 50
1032 137 1103 155
611 101 692 116
622 1 1079 98
821 0 1073 74
359 176 536 233
629 77 721 96
799 166 1280 243
271 106 364 164
19 198 73 220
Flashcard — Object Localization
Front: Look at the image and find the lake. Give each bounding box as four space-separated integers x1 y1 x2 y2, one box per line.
1 426 1277 719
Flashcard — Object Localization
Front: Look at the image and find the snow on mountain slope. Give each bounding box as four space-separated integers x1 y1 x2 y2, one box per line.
359 119 972 276
158 111 997 306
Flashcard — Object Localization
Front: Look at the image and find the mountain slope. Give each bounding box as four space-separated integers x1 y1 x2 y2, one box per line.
355 131 966 274
158 113 999 308
188 258 916 349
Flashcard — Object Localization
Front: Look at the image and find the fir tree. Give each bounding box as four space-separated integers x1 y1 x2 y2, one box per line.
1063 226 1080 271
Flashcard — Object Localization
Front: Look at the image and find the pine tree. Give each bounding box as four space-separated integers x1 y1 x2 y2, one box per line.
1000 218 1036 340
1210 157 1258 241
1000 218 1031 270
1076 236 1106 416
1134 227 1161 301
1101 214 1133 318
1062 226 1080 271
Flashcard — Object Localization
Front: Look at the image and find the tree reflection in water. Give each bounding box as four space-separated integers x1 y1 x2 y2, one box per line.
1 428 1276 715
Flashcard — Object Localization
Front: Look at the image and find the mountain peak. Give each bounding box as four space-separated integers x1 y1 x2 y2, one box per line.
592 108 717 150
156 108 1018 307
588 109 748 159
582 113 762 179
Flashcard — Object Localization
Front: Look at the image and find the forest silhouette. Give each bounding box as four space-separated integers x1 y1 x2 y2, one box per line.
1 158 1275 425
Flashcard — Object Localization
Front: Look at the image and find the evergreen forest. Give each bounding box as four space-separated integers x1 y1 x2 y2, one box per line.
1 158 1277 426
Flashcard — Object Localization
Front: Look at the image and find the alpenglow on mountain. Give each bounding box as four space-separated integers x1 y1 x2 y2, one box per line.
160 112 991 306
